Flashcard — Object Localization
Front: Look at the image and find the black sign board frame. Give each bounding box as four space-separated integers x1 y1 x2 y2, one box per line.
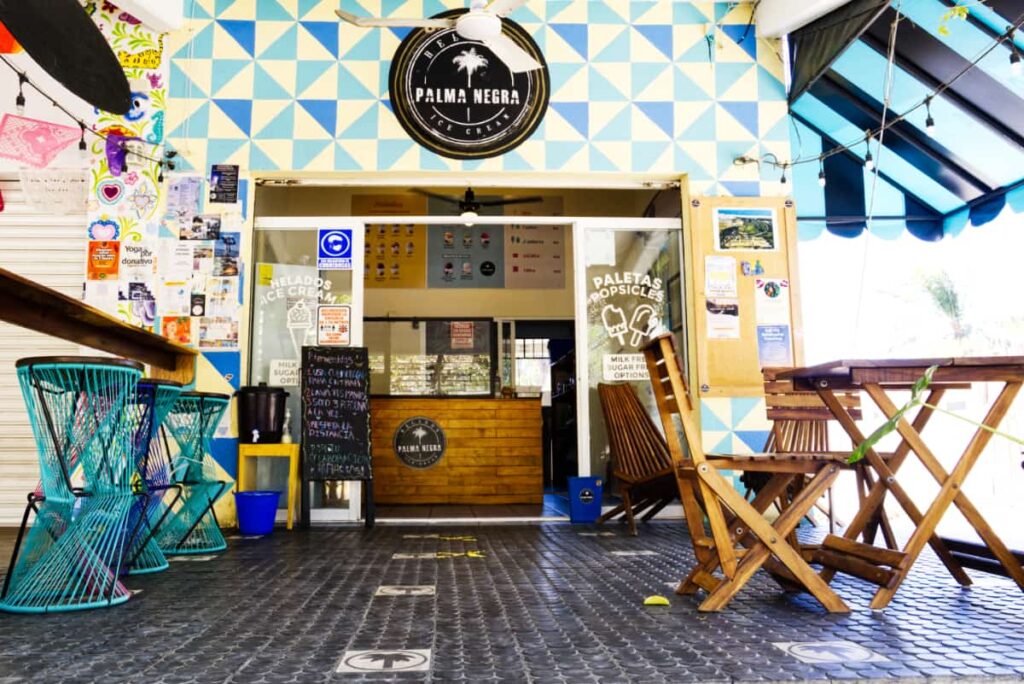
388 9 549 160
299 346 374 528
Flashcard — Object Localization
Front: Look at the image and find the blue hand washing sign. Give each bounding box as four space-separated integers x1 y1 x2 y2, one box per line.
318 228 353 270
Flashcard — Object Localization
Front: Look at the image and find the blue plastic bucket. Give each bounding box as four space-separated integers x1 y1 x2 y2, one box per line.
568 477 603 523
234 491 281 535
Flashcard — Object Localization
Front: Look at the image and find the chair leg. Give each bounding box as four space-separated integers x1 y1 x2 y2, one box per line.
622 489 637 536
597 502 626 524
641 497 671 522
698 465 849 613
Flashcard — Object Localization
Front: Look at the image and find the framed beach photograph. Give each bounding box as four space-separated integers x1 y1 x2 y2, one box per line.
714 207 778 251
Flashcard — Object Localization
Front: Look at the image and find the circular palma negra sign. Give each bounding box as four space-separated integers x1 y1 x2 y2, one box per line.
393 416 447 469
388 9 549 160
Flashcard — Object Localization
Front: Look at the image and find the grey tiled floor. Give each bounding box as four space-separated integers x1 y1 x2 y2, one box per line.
0 522 1023 683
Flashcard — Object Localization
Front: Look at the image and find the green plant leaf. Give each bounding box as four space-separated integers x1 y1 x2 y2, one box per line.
848 366 937 463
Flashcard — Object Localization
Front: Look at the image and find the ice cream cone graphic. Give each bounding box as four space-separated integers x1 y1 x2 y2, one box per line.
287 300 313 356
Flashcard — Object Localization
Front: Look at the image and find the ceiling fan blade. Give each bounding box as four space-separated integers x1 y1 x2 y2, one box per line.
485 0 528 18
478 196 544 207
409 188 461 205
335 10 454 29
481 33 542 73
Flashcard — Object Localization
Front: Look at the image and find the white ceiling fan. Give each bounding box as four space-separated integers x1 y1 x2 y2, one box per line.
335 0 542 73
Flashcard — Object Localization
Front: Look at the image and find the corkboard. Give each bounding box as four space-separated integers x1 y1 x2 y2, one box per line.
684 196 802 398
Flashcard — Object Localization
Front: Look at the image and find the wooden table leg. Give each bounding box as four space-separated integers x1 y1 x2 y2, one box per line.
864 381 1024 609
817 388 972 587
287 449 299 531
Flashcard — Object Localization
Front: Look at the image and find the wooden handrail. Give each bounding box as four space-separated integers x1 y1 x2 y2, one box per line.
0 266 196 384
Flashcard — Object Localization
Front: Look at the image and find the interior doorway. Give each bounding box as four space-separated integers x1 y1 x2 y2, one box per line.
250 179 684 523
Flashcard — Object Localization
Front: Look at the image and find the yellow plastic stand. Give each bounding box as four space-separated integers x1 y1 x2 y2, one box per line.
236 443 300 530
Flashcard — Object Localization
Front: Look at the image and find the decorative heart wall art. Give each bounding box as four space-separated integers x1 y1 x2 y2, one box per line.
97 179 125 205
87 217 120 240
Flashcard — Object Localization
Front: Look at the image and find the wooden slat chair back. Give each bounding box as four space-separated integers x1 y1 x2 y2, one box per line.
596 383 678 535
642 334 849 613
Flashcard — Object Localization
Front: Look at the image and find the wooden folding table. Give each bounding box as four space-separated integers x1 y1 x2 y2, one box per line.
777 357 1024 609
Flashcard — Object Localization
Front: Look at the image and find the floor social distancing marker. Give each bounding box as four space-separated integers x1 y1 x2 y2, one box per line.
774 641 887 664
610 550 658 557
578 532 617 537
336 649 431 673
392 551 485 560
375 585 436 597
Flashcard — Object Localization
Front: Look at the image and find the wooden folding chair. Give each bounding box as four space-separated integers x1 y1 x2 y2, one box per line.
642 334 849 612
596 383 678 535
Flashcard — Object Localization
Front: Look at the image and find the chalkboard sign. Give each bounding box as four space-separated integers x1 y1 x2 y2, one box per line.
300 346 371 481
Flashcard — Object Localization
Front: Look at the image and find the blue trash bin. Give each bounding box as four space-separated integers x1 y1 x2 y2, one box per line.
234 491 281 535
568 477 603 523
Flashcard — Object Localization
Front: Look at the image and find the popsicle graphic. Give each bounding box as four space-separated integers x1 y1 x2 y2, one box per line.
286 300 313 356
601 304 628 344
628 304 658 346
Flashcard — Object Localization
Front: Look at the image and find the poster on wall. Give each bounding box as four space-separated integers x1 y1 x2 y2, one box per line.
198 316 239 349
757 325 793 366
427 225 505 289
166 176 203 235
754 278 790 326
504 225 565 289
160 316 191 345
354 195 427 289
183 214 221 241
87 241 120 280
714 208 778 251
317 305 351 346
208 164 239 204
704 255 737 298
317 228 353 271
706 298 740 339
119 241 156 281
450 321 475 350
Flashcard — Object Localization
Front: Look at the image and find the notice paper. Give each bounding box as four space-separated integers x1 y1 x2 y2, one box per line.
157 279 190 317
705 298 740 339
704 255 737 298
316 305 351 346
756 325 793 366
754 278 790 326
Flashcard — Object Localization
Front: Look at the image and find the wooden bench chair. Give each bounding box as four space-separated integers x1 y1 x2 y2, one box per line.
596 383 677 535
642 334 850 613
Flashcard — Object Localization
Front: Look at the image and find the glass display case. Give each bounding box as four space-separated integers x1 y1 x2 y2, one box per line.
364 318 496 397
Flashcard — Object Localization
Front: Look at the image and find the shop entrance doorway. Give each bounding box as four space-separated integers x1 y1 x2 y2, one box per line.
250 181 685 523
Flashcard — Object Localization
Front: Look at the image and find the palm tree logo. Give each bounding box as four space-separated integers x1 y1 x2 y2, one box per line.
453 47 488 88
345 650 428 671
411 426 429 446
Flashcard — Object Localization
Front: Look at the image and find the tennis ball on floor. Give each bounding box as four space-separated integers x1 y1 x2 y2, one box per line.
643 595 670 606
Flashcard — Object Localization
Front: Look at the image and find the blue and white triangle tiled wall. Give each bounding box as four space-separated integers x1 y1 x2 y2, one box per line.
166 0 791 196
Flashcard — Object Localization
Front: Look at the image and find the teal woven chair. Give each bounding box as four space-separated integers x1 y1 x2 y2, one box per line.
0 357 142 613
157 392 230 555
124 380 184 575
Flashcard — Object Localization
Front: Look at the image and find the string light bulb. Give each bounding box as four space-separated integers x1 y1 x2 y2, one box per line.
864 132 875 171
78 122 88 158
1011 50 1022 75
15 73 26 115
779 166 787 185
924 97 936 137
157 162 164 184
818 160 827 187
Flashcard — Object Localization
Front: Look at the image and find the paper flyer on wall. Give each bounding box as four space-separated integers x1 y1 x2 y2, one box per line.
192 242 215 273
206 276 239 317
705 298 740 339
754 278 790 326
118 240 156 281
86 241 120 280
158 239 193 277
316 305 351 346
214 231 240 277
714 208 778 251
198 316 238 349
83 280 118 313
756 325 793 366
165 176 203 236
157 279 190 316
182 215 221 241
160 316 192 345
704 255 737 298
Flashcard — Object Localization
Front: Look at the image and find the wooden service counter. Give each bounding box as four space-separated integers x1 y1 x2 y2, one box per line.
371 397 543 505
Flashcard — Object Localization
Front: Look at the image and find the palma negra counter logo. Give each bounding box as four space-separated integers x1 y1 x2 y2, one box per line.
393 416 447 469
388 9 549 159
